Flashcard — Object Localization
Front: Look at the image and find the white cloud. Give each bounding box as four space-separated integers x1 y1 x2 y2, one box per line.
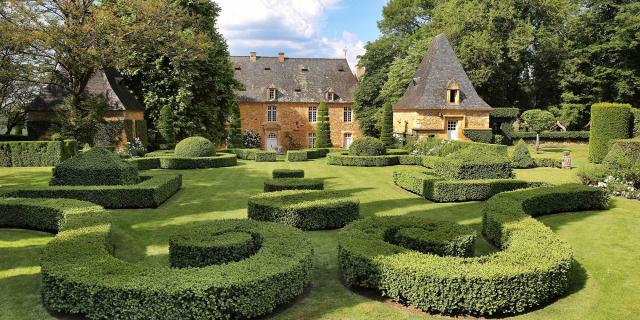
215 0 364 70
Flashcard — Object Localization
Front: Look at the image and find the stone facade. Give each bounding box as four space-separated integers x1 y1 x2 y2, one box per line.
239 102 361 149
393 109 490 140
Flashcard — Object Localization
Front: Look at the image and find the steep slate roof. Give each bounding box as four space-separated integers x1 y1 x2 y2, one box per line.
230 56 357 103
394 34 492 111
29 69 144 112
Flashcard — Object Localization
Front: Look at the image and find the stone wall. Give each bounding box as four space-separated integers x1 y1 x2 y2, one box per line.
393 109 490 140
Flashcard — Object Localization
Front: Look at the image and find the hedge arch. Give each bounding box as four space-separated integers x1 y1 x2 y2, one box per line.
338 184 608 315
248 190 360 230
0 198 313 319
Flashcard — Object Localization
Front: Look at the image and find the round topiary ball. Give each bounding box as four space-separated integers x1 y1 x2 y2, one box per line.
174 137 215 158
349 136 386 156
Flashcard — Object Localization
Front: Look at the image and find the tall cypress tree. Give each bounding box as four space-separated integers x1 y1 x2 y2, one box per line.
380 102 394 146
314 102 332 148
227 103 242 148
157 105 175 149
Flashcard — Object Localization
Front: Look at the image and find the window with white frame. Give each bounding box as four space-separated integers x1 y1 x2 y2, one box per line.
343 106 352 123
308 106 317 122
308 132 316 147
327 91 336 101
268 88 277 100
267 105 277 122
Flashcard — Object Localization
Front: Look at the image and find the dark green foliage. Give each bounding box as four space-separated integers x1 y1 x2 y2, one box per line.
248 190 360 230
602 139 640 183
327 153 399 167
338 185 608 315
169 231 260 268
612 138 640 161
386 149 409 155
349 137 386 156
50 148 138 186
314 102 331 148
511 139 535 168
493 134 505 145
255 151 277 162
263 178 324 192
433 147 513 180
303 148 329 159
134 120 148 147
157 154 237 169
157 105 176 148
286 150 308 162
589 103 632 163
227 104 243 148
225 148 260 160
272 169 304 179
242 130 262 148
393 170 533 202
0 140 77 167
19 198 313 320
397 154 419 165
490 108 519 119
511 131 590 143
380 102 394 146
533 158 562 168
462 129 493 143
414 138 508 157
127 157 160 170
174 136 214 158
603 144 632 174
9 174 182 209
576 163 609 185
633 109 640 138
383 220 476 257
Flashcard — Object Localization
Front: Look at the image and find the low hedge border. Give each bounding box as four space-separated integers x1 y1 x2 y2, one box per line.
157 153 237 169
0 198 314 319
462 129 493 143
6 173 182 209
169 231 261 268
392 170 537 202
255 151 277 162
287 150 308 162
248 190 360 230
511 131 590 143
327 152 399 167
264 178 324 192
128 157 161 170
0 140 78 167
533 157 562 168
338 184 608 315
273 169 304 178
384 221 476 257
224 148 260 160
433 155 513 180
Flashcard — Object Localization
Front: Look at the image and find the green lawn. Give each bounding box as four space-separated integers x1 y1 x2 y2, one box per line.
1 144 639 319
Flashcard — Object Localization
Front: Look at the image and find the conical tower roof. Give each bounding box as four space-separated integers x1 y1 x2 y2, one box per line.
394 34 492 111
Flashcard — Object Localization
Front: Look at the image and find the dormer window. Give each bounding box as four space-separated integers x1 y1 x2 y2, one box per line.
268 87 277 100
447 80 460 105
326 89 337 102
301 66 308 71
337 65 345 72
264 67 271 71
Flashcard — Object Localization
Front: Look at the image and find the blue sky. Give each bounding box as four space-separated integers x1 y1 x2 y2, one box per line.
215 0 387 70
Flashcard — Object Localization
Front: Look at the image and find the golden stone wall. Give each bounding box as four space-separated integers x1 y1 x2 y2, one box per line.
393 109 490 140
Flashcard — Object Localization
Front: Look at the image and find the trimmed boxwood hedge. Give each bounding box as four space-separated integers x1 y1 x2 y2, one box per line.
287 150 308 162
398 154 419 165
433 148 513 180
157 153 238 169
0 140 77 167
384 220 476 257
272 169 304 178
225 148 260 160
169 231 261 268
462 129 493 143
248 190 360 230
533 157 562 168
511 131 589 143
50 148 139 186
393 170 535 202
0 198 314 320
349 137 386 156
128 157 161 170
255 151 277 162
338 184 608 315
589 103 632 163
327 152 399 167
174 136 214 157
263 178 324 192
7 173 182 209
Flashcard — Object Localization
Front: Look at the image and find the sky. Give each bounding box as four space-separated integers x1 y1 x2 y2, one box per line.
215 0 387 70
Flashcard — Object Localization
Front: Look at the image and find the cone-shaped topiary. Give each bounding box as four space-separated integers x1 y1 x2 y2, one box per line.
349 136 386 156
50 147 139 186
380 102 394 147
158 105 176 149
511 139 535 168
314 102 332 148
175 137 215 158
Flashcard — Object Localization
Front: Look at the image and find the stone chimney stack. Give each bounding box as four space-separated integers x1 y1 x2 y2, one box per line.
250 51 257 62
278 52 285 63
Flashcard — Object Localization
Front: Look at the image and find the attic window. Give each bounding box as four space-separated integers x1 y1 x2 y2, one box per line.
294 88 301 92
268 88 277 100
327 91 337 101
234 66 241 70
337 65 345 72
301 67 308 71
447 81 460 105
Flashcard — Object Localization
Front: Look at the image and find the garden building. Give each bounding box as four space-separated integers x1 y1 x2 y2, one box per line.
231 52 361 150
393 34 492 141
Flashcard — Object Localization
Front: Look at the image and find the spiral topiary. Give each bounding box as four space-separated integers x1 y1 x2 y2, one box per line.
174 136 215 158
349 136 386 156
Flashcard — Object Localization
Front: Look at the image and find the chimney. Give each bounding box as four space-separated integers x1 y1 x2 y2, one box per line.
250 51 256 62
278 52 285 63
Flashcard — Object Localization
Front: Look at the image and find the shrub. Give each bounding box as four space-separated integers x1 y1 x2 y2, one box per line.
158 105 176 149
243 130 262 148
380 102 394 146
493 134 505 145
327 153 399 167
174 137 214 158
612 138 640 161
338 185 608 315
521 109 556 152
633 108 640 138
349 137 386 156
226 105 243 148
462 129 493 143
510 131 590 143
169 231 260 268
433 147 512 180
248 190 359 230
393 171 533 202
225 148 259 160
415 139 508 157
287 150 308 162
0 140 78 167
589 103 632 163
263 178 324 192
127 157 160 170
8 173 182 209
420 155 439 168
533 158 562 168
0 198 313 320
414 137 445 155
511 139 535 168
314 102 331 147
158 153 238 169
255 151 277 162
273 169 304 178
398 154 419 165
384 220 476 257
386 148 409 155
490 107 519 119
50 148 139 186
576 163 609 185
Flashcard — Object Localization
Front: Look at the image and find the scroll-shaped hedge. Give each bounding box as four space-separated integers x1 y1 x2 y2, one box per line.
248 190 359 230
0 198 313 319
338 184 608 315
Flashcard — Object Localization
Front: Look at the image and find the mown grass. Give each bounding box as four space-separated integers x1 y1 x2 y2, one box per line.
1 144 639 319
